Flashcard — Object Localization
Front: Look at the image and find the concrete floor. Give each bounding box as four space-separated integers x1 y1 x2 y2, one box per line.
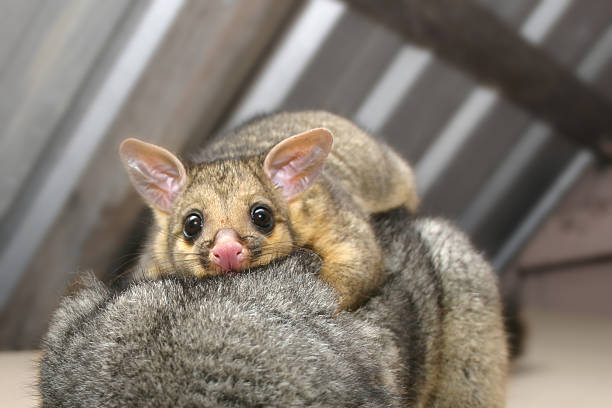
0 350 39 408
506 309 612 407
2 308 611 407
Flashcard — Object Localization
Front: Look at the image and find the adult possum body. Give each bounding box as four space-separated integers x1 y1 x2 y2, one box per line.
120 111 419 310
40 209 508 407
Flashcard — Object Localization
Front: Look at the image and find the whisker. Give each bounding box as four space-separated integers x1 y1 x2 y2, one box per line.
137 221 186 242
147 250 201 257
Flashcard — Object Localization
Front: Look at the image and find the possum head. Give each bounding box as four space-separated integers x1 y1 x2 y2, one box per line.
119 128 333 277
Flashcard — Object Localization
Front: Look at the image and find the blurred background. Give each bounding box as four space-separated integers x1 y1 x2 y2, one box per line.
1 0 611 405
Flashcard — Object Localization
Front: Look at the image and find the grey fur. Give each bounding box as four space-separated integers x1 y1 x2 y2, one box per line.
39 209 507 407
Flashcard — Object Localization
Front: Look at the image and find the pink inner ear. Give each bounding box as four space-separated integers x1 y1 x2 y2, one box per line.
126 158 184 211
120 138 187 213
267 146 325 198
263 128 333 201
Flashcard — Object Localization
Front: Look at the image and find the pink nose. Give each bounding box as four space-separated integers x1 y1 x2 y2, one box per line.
211 239 245 271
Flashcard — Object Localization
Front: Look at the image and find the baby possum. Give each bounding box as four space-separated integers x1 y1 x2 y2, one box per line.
119 111 418 310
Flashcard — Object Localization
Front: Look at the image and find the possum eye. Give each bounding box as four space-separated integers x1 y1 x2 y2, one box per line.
250 204 274 233
183 211 203 240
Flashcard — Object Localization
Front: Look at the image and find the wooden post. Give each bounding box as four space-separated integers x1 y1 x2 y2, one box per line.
345 0 612 158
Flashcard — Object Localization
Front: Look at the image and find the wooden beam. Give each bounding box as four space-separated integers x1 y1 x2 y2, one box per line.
345 0 612 158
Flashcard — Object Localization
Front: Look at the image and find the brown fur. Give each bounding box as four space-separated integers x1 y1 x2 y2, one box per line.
135 111 418 310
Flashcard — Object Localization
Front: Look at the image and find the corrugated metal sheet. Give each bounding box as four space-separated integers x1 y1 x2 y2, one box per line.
0 0 179 305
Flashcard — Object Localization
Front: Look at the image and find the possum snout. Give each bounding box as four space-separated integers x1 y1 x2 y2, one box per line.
210 229 248 272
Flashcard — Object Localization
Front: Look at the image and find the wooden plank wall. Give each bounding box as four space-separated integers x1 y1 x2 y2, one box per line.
516 166 612 318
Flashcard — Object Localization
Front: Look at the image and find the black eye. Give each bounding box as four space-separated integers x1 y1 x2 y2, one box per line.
183 211 203 240
250 205 274 233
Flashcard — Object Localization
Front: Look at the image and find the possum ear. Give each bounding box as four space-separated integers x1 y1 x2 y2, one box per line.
263 128 333 201
119 138 187 213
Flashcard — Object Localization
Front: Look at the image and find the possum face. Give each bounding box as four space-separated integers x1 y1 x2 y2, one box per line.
164 159 294 276
119 128 332 277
